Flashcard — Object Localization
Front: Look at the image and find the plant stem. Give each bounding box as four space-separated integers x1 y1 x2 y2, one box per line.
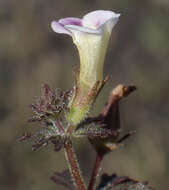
64 141 86 190
88 154 103 190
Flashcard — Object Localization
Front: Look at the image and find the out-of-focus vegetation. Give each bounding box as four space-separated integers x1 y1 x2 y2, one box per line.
0 0 169 190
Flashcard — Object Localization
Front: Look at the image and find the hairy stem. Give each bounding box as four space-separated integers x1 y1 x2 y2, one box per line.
88 154 103 190
64 141 86 190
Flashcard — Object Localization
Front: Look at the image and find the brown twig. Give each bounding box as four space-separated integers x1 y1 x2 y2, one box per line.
55 120 86 190
87 84 137 190
88 154 103 190
101 84 136 118
76 85 136 130
55 120 65 133
64 140 86 190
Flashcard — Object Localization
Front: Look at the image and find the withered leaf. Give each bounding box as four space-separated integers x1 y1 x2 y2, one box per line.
97 173 155 190
51 170 75 190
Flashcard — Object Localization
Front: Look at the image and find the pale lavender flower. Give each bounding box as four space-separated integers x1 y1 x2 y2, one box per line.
51 10 120 124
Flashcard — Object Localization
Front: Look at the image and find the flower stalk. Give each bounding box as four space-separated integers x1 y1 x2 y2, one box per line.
88 154 103 190
64 139 86 190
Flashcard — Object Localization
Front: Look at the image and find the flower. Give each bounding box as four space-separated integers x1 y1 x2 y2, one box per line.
51 10 120 125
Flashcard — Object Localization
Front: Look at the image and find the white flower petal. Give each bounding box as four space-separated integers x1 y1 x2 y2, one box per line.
51 21 72 36
59 17 82 26
82 10 120 30
64 25 101 35
64 25 107 89
51 10 121 124
51 10 120 92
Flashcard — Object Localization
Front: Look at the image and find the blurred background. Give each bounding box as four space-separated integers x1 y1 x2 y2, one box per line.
0 0 169 189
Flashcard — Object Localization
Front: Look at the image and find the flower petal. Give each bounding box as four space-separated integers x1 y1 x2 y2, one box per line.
65 25 101 35
59 17 82 26
82 10 120 30
51 21 72 36
64 25 105 90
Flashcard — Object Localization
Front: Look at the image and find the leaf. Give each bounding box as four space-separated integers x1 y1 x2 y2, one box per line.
19 122 65 152
28 84 72 122
97 173 156 190
74 125 118 139
50 170 75 190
